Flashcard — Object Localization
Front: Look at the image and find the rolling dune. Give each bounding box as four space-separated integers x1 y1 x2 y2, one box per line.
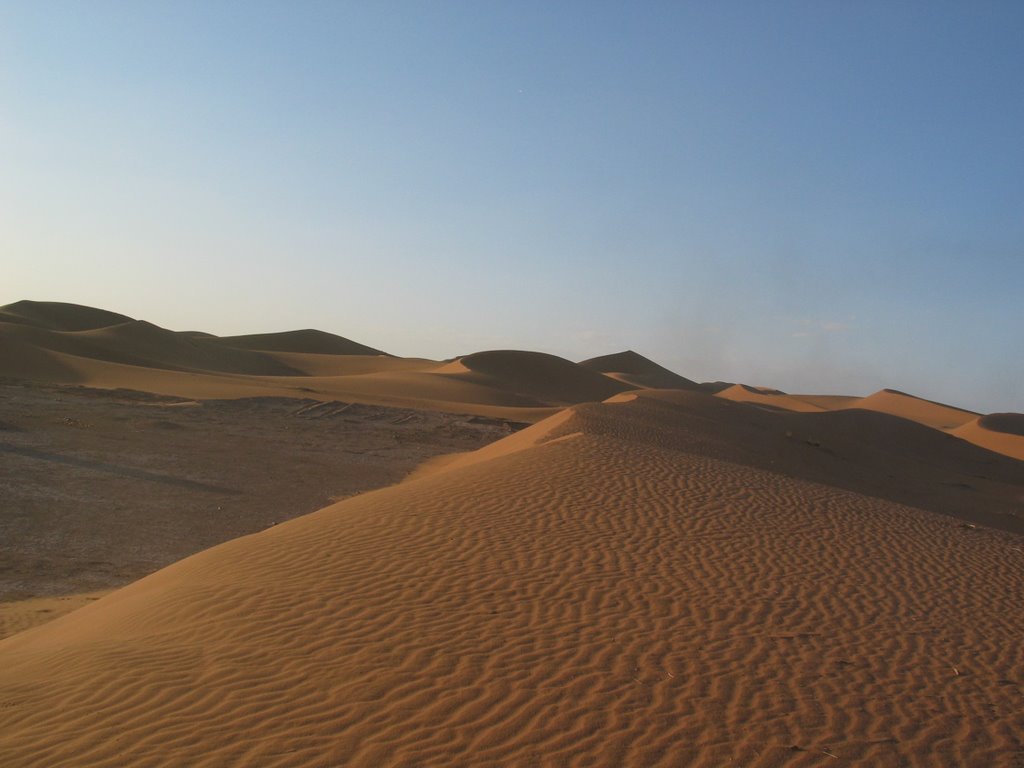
952 414 1024 461
74 321 304 376
0 330 86 383
579 350 703 391
847 389 978 430
0 304 622 420
1 393 1021 767
0 300 133 331
710 383 1024 463
437 350 632 405
716 384 826 412
216 328 389 356
1 300 1023 766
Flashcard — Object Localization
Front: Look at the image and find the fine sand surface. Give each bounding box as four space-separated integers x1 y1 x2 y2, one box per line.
2 300 1023 766
1 391 1022 767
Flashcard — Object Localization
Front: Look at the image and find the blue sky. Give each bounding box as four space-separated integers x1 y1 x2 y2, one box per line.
3 2 1022 412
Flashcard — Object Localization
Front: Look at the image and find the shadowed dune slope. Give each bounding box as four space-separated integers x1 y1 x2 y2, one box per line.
0 320 301 377
217 328 388 356
0 300 133 331
0 331 86 383
437 350 633 405
952 413 1024 461
1 392 1022 768
0 343 560 421
978 412 1024 437
257 351 437 377
75 321 304 376
579 350 702 391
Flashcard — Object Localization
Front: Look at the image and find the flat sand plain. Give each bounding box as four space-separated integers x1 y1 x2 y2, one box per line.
1 301 1022 767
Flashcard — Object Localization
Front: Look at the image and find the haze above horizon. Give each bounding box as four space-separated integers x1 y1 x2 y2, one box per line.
3 2 1022 413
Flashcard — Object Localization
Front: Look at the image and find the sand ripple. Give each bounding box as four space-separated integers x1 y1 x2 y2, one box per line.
1 396 1022 766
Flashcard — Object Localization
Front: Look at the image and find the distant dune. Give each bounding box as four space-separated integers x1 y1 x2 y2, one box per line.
579 350 703 390
0 303 623 420
437 350 632 405
716 383 825 412
1 390 1020 767
0 300 133 331
2 300 1021 459
217 328 389 356
846 388 978 429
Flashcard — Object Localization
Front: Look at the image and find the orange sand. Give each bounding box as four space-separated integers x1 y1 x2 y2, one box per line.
1 300 1022 767
1 391 1021 767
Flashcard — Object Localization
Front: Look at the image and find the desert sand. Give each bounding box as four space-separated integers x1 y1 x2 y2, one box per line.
1 300 1022 767
0 381 513 639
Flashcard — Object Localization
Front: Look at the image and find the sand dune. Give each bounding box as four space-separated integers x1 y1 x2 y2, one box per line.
847 388 978 429
1 392 1021 767
437 350 632 406
217 328 389 356
0 300 133 331
0 330 86 383
713 385 1024 462
2 300 1023 766
257 351 436 377
952 413 1024 461
6 302 1017 450
0 317 300 377
579 350 702 391
76 321 304 376
716 383 826 412
0 383 512 637
0 304 626 420
716 386 863 414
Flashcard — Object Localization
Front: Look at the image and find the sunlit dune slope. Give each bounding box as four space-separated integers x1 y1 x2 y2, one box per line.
952 413 1024 461
712 385 1024 460
0 391 1021 768
715 384 984 429
716 383 825 412
848 388 978 429
579 350 702 390
216 328 389 356
437 350 632 405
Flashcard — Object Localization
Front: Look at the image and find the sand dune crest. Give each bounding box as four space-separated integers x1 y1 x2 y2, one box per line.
437 350 633 405
216 328 389 356
0 300 133 331
849 388 978 429
579 350 702 390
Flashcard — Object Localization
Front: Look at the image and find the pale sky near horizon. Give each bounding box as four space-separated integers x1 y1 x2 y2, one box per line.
2 2 1022 413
